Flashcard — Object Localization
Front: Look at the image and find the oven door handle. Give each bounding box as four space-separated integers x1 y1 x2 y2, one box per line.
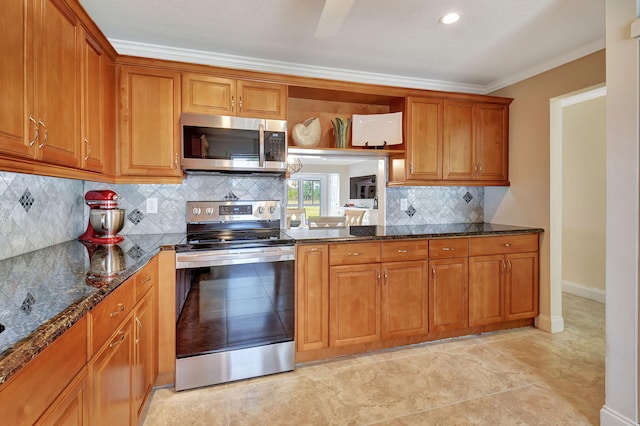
176 247 294 269
258 123 265 168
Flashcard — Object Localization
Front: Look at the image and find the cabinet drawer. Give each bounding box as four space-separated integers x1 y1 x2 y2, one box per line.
90 280 135 355
469 234 539 256
135 258 157 302
429 238 469 259
380 240 428 262
329 242 380 265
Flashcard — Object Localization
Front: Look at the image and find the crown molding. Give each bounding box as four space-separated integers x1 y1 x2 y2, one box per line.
483 38 605 94
111 37 605 96
110 39 485 94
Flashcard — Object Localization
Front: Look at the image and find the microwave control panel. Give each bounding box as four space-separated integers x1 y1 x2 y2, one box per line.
265 131 286 161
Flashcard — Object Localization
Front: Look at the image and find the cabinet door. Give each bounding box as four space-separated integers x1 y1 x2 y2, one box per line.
443 100 474 180
505 252 539 320
329 264 380 346
36 367 89 426
80 30 107 173
133 289 155 419
405 97 443 180
90 316 134 426
475 103 508 181
237 80 287 119
468 255 504 326
0 0 33 159
381 261 428 339
296 245 329 352
36 0 80 167
429 258 468 332
119 66 181 177
181 73 235 115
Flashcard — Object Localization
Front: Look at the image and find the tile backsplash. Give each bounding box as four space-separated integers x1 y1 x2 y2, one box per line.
0 172 84 260
0 171 483 260
385 186 483 225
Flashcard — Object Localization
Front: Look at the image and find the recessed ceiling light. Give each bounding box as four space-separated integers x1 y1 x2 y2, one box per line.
441 12 460 25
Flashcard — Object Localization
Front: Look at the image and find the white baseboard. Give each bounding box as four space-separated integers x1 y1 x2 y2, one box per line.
535 314 564 333
601 405 637 425
563 280 606 303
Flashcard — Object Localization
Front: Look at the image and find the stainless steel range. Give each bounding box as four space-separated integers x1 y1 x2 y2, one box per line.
174 200 295 391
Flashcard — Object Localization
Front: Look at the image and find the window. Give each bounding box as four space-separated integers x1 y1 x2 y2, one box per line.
287 174 326 217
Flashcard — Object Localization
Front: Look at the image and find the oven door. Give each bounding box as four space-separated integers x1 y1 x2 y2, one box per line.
180 113 288 173
175 245 295 390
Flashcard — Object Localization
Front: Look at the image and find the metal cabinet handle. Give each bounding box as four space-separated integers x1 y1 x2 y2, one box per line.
507 259 512 271
83 138 91 160
28 115 39 147
109 330 126 348
231 96 235 112
174 153 179 170
239 96 243 111
432 266 436 279
109 302 125 317
409 162 414 174
307 247 321 252
135 316 143 343
140 275 152 284
347 252 363 256
37 120 47 149
441 247 454 251
473 163 478 176
396 249 411 253
500 260 506 273
504 243 511 247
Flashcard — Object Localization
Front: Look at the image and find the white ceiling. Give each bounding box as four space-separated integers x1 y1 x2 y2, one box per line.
78 0 605 94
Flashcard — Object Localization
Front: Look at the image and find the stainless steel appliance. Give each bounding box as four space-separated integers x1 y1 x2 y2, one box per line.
174 200 295 391
78 190 126 244
180 113 288 174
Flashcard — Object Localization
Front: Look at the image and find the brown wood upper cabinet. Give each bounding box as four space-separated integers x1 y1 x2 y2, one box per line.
402 96 511 185
182 73 287 119
443 100 509 183
119 66 182 179
405 97 443 180
0 0 80 167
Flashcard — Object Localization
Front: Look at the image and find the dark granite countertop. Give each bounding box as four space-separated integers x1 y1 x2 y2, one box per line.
0 233 185 386
286 223 544 243
0 223 542 386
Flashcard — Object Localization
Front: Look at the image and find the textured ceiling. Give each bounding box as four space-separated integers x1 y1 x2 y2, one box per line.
79 0 604 93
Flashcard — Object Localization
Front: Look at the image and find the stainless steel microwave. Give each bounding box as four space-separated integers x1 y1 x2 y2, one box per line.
180 113 288 174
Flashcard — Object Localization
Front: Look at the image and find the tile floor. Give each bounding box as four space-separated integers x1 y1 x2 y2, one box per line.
142 293 604 425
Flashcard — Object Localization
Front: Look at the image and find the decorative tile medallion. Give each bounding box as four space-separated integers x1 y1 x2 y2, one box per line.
405 205 416 217
19 189 34 213
20 292 36 315
127 209 145 225
463 191 473 203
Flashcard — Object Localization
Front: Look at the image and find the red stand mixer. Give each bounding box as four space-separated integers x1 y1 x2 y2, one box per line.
79 190 126 244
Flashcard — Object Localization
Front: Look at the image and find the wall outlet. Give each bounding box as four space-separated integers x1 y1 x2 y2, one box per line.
146 198 158 214
400 198 408 211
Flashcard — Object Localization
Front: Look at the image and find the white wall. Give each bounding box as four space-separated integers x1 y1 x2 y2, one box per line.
562 96 606 299
600 0 640 424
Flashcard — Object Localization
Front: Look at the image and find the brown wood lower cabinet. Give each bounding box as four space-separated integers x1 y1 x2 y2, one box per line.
90 315 134 425
36 366 89 426
296 245 329 352
381 261 429 339
296 234 540 362
133 288 155 418
429 258 469 332
329 263 381 346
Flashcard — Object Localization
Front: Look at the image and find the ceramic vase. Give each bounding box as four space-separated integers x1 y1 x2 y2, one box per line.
332 117 351 149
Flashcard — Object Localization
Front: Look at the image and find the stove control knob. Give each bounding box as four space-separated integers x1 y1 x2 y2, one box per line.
258 206 265 214
192 207 202 216
205 207 214 215
269 206 276 214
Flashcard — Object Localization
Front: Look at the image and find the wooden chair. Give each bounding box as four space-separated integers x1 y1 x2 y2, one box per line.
344 209 365 226
286 208 306 228
308 216 346 228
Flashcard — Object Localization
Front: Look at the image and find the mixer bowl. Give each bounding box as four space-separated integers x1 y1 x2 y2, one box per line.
89 209 125 237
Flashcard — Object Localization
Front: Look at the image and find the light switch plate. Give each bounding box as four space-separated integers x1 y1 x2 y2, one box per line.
400 198 408 211
146 198 158 214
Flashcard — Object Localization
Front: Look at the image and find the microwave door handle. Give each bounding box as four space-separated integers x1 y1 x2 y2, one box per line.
258 123 265 168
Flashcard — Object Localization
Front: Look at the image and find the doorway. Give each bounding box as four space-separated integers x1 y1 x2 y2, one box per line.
549 84 607 331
